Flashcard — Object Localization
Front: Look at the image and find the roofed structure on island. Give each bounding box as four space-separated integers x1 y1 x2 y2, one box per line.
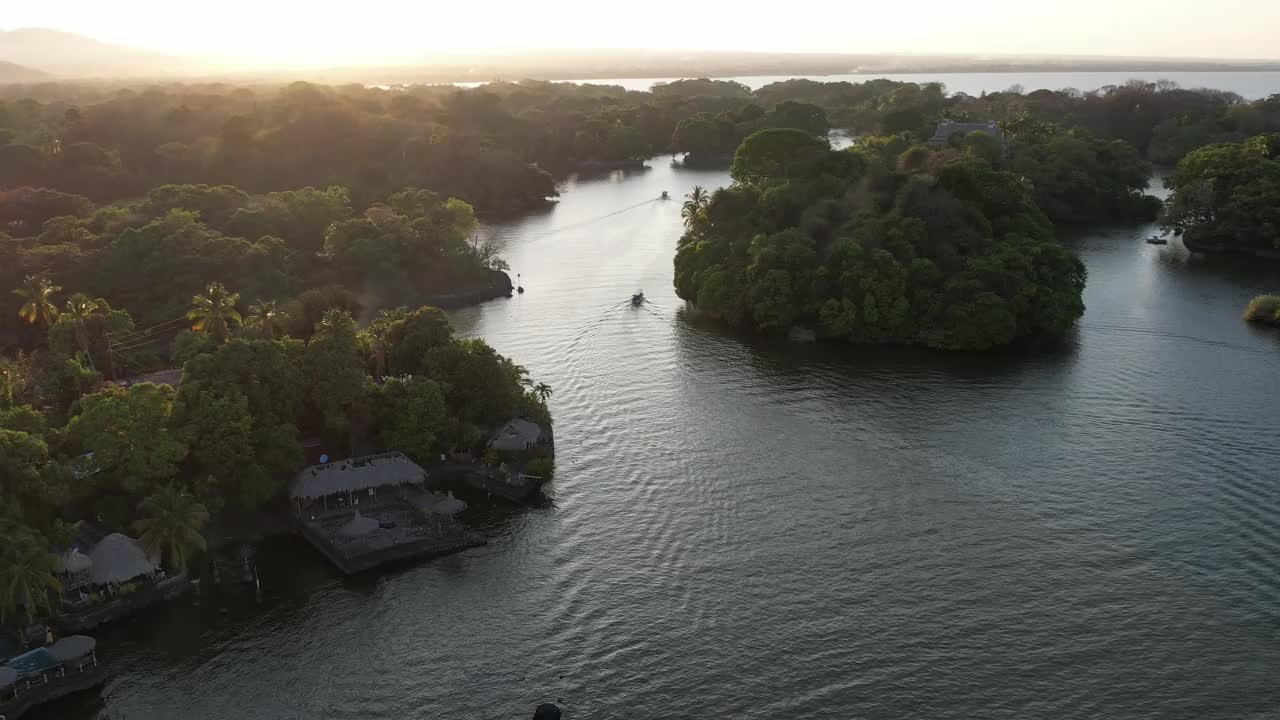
489 418 548 452
290 452 426 500
87 533 158 585
928 120 1005 147
47 636 96 663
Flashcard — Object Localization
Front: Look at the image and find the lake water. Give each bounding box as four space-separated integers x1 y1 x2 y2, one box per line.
49 158 1280 719
508 71 1280 100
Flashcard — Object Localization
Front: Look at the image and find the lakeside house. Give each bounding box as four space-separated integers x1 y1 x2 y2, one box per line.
489 418 550 457
51 523 190 633
928 120 1005 149
290 452 484 574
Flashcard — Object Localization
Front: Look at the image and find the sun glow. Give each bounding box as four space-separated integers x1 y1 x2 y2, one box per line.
4 0 1280 69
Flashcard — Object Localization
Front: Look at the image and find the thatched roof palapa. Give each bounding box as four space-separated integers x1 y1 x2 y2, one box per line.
47 635 96 663
291 452 427 500
56 548 93 574
489 418 546 452
88 533 158 584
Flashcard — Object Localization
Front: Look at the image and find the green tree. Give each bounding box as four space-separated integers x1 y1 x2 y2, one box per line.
670 115 723 157
1243 295 1280 326
532 382 553 404
373 375 447 463
730 129 831 186
187 282 242 344
13 275 60 329
133 486 209 574
676 136 1087 350
66 383 187 495
0 425 68 520
60 293 101 367
246 300 287 340
305 309 367 438
1162 134 1280 255
0 522 61 624
682 185 710 229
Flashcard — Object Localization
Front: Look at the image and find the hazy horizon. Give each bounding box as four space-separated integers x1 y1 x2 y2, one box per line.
6 0 1280 70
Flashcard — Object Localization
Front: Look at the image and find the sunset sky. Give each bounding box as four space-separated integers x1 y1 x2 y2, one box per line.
6 0 1280 68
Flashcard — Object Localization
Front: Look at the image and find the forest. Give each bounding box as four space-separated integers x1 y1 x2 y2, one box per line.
3 74 1279 622
674 128 1090 350
1 294 550 621
1161 133 1280 258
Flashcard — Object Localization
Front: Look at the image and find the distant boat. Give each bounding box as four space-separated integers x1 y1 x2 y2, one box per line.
660 191 669 200
1146 236 1169 245
631 290 645 306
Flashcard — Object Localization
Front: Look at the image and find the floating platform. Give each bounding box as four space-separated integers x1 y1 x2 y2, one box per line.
295 492 485 575
0 664 107 719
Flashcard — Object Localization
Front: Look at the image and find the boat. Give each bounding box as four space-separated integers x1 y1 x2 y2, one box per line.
1146 236 1169 245
631 290 644 306
660 191 669 200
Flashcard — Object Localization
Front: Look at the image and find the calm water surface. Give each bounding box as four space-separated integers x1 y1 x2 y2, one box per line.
52 158 1280 720
549 71 1280 99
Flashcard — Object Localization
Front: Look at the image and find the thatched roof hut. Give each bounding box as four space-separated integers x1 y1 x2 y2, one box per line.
489 419 547 452
56 548 93 574
290 452 426 500
47 635 96 663
88 533 158 584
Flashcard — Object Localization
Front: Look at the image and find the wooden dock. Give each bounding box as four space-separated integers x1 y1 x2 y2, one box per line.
295 493 485 575
0 660 107 720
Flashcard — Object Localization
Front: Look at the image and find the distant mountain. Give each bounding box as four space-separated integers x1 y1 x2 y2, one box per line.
0 59 48 83
0 28 202 78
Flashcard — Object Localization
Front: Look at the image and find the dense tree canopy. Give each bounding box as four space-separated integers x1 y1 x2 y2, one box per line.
1161 133 1280 257
0 297 549 622
675 130 1088 350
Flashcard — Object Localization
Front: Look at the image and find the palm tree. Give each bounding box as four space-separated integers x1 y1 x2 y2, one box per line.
0 526 62 624
246 300 287 340
681 185 710 229
13 275 61 329
533 382 553 405
133 486 209 575
62 293 101 368
187 282 242 344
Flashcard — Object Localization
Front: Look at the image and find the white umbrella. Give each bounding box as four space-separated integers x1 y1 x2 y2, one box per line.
338 511 379 537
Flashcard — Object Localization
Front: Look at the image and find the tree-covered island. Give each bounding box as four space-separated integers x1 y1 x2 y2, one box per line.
673 119 1160 350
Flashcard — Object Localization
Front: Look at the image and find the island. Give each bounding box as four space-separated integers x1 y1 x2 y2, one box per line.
1162 133 1280 259
673 118 1159 350
1244 295 1280 327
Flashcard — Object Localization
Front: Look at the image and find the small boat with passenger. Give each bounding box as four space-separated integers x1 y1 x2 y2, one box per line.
1146 235 1168 245
631 290 645 306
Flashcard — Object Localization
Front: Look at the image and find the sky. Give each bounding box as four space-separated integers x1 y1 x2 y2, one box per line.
6 0 1280 68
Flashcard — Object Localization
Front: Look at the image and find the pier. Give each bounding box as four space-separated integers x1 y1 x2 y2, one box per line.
0 636 106 720
291 453 486 575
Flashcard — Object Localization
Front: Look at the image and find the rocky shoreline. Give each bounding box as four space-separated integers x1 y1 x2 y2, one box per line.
422 269 515 308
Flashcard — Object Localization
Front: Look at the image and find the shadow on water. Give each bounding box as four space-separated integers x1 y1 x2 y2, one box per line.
567 164 653 183
672 305 1080 386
